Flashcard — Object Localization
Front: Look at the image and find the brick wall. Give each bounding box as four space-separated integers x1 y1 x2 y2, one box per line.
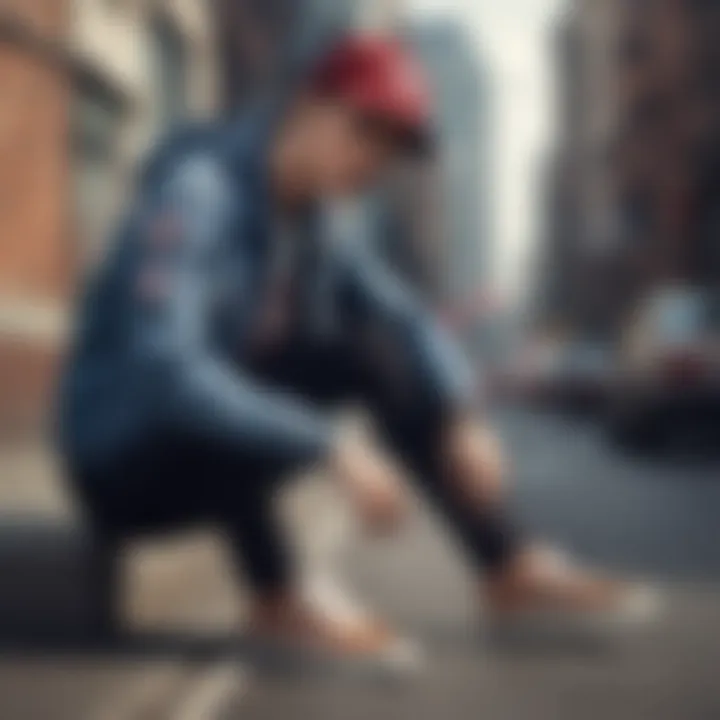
0 0 221 440
0 339 62 440
0 1 72 439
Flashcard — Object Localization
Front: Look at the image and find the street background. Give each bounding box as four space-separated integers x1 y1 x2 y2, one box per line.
1 0 719 718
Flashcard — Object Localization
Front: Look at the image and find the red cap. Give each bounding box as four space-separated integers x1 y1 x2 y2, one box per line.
310 34 434 152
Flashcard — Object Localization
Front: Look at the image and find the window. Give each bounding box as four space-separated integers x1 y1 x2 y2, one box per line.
150 14 188 130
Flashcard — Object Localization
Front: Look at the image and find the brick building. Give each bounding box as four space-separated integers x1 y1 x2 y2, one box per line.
0 0 218 439
0 1 73 439
612 0 720 293
540 0 720 339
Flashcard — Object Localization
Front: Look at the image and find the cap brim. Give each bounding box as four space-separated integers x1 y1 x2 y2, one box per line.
399 123 436 159
352 106 436 159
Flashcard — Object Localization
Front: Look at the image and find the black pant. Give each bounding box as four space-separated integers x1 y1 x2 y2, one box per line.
74 339 520 595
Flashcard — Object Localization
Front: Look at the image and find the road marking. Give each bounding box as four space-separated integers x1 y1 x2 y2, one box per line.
169 662 249 720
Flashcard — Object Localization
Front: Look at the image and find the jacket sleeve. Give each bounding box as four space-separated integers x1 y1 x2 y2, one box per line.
341 239 478 414
137 154 334 466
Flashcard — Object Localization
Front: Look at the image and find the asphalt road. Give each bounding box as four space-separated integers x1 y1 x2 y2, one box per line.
498 405 720 582
241 405 720 720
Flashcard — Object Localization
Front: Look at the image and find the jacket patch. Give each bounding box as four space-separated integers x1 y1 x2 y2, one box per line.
135 264 173 303
148 211 183 251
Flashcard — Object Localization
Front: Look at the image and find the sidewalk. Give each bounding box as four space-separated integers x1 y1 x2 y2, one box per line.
0 444 236 718
0 442 351 720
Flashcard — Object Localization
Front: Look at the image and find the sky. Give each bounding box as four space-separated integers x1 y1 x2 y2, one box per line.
407 0 565 304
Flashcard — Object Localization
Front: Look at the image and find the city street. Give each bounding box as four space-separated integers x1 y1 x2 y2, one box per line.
242 405 720 720
2 404 720 719
2 1 719 719
499 405 720 583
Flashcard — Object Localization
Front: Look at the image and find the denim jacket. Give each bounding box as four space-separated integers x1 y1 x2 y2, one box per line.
58 111 474 472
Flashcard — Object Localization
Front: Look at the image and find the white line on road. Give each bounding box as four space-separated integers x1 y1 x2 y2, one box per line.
169 662 249 720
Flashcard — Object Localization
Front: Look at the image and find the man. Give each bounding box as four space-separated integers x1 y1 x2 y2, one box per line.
59 35 656 668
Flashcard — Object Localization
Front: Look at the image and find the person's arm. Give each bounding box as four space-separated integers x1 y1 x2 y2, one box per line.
339 232 505 508
342 242 479 415
137 154 334 467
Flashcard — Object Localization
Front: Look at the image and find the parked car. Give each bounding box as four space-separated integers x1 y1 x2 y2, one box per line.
607 287 720 450
543 341 613 412
493 338 612 412
489 341 560 403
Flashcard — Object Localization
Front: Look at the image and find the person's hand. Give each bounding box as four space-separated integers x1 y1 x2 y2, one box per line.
330 432 408 534
443 418 507 507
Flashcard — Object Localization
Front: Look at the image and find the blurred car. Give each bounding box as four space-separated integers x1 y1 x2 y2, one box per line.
488 341 559 402
535 341 613 412
550 341 613 411
489 338 612 412
607 286 720 450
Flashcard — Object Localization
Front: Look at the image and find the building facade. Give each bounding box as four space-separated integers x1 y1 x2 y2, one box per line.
0 0 219 438
540 0 720 340
537 0 624 338
212 0 359 111
0 1 72 437
612 0 720 293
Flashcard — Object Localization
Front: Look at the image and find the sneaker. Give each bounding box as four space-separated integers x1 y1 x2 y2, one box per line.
246 584 424 681
484 545 663 644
